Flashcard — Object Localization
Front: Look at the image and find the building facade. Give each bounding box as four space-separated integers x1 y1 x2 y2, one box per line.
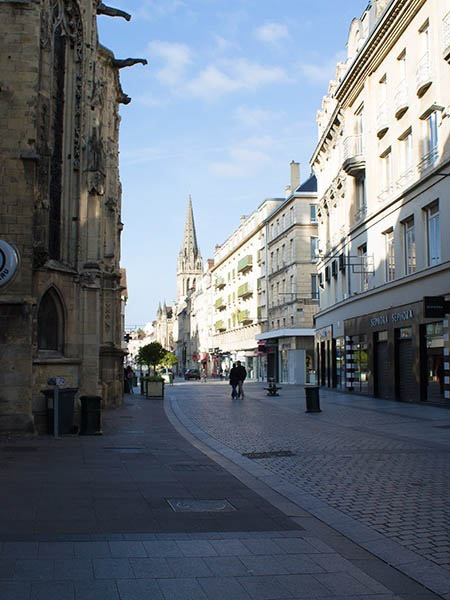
211 198 284 379
311 0 450 406
0 0 143 431
256 166 319 384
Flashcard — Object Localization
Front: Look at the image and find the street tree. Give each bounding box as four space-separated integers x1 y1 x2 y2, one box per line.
137 342 166 374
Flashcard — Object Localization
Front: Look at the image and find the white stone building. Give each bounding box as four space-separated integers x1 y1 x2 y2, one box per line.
311 0 450 405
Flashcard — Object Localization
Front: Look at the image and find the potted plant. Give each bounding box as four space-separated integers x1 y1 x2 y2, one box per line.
137 343 166 398
160 351 178 384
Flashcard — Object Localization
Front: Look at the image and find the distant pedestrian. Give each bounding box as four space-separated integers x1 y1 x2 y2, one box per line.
123 368 130 393
229 362 239 399
126 365 134 394
235 360 247 398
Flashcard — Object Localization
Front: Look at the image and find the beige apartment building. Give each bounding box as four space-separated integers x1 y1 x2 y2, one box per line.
211 198 284 379
311 0 450 406
256 165 319 384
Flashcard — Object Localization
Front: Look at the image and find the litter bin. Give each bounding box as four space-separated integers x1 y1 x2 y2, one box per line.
79 395 102 435
305 386 321 413
42 388 78 434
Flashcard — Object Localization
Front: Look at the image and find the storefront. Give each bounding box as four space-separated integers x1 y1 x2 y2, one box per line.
256 330 315 384
342 299 449 406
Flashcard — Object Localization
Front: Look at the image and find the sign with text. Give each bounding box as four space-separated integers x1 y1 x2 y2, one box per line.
423 296 446 319
0 240 19 287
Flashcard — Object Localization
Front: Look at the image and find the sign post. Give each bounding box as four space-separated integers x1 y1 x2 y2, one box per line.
47 377 65 439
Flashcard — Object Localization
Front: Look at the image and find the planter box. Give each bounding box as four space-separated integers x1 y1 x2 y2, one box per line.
146 381 164 398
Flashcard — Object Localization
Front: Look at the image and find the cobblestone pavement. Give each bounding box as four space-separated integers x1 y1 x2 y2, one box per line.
168 382 450 577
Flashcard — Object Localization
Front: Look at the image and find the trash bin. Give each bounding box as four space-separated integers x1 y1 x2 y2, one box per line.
42 388 78 434
305 386 321 413
79 395 102 435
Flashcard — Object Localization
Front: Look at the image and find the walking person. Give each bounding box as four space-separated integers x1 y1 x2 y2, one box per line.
126 365 134 394
235 360 247 399
229 362 239 399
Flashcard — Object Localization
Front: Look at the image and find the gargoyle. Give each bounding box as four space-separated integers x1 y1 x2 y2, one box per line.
113 58 148 69
97 3 131 21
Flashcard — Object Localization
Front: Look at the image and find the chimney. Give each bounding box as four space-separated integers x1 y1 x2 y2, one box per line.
240 215 247 224
207 258 214 270
285 185 291 199
290 160 300 192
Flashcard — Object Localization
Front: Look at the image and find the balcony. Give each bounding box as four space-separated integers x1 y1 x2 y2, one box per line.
342 135 365 177
237 254 253 273
238 282 252 299
215 276 225 289
376 102 389 138
416 52 432 96
418 145 439 173
394 80 408 119
215 297 226 311
215 320 226 332
237 309 252 325
396 166 415 190
443 12 450 63
377 184 394 205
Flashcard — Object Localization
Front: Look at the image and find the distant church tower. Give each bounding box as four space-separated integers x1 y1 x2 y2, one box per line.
177 195 203 300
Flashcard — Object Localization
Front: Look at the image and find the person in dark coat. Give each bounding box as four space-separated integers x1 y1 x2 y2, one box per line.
235 360 247 398
229 362 239 399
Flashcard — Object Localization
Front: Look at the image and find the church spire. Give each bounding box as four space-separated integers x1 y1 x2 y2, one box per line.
180 195 199 260
177 195 203 300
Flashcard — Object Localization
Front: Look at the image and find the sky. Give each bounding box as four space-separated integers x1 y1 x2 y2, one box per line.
97 0 367 328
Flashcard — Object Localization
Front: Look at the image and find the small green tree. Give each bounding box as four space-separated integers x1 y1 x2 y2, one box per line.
160 351 178 370
137 342 166 375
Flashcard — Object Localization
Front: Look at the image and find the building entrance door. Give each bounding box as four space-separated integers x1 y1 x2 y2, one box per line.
396 327 414 402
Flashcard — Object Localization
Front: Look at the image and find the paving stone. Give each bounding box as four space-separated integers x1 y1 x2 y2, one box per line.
210 539 252 556
129 557 172 578
273 538 321 554
74 580 120 600
53 559 93 580
0 559 16 580
93 558 135 579
176 540 218 557
240 554 289 575
241 538 286 555
1 542 38 559
274 573 334 596
198 576 252 600
116 578 164 600
203 555 249 576
14 559 54 581
277 553 326 574
142 540 184 557
108 542 147 558
165 556 211 577
157 577 208 600
0 582 31 600
314 572 376 595
31 581 75 599
38 542 74 558
73 542 111 558
237 575 293 599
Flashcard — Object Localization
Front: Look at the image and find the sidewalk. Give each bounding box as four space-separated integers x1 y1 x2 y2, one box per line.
0 390 443 599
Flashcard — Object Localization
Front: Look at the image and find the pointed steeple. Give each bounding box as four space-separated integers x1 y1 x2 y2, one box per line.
177 195 203 300
180 195 199 261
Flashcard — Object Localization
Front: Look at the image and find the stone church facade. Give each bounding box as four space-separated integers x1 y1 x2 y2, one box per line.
0 0 145 431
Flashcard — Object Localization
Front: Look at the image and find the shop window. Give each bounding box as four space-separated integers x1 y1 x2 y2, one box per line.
37 288 64 353
377 330 388 342
399 326 412 339
335 337 346 389
425 200 440 266
353 334 369 393
403 216 416 274
425 321 445 404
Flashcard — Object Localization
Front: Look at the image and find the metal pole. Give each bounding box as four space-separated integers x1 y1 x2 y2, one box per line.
54 385 61 440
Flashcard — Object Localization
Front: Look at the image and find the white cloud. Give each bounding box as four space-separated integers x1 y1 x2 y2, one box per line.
147 40 192 87
135 0 188 21
234 105 284 128
254 22 290 44
187 59 289 101
209 136 274 178
298 51 346 86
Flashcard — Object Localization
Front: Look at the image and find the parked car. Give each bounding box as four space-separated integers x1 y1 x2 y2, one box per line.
184 369 201 380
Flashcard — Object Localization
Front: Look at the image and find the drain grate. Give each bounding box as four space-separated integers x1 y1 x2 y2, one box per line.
242 450 296 459
167 498 236 513
3 446 38 452
169 463 223 473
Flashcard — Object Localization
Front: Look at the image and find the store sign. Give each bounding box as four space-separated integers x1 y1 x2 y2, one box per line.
370 309 414 327
0 240 19 287
423 296 446 319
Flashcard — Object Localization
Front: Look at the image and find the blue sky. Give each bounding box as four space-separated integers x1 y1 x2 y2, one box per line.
97 0 366 327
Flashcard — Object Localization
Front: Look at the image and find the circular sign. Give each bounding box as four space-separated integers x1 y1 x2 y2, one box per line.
0 240 19 287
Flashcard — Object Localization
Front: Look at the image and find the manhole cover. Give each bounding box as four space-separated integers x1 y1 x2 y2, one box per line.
167 499 236 513
3 447 38 452
169 463 223 472
103 447 145 454
242 450 296 459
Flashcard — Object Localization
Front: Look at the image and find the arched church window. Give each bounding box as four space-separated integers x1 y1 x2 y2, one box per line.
37 288 65 353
